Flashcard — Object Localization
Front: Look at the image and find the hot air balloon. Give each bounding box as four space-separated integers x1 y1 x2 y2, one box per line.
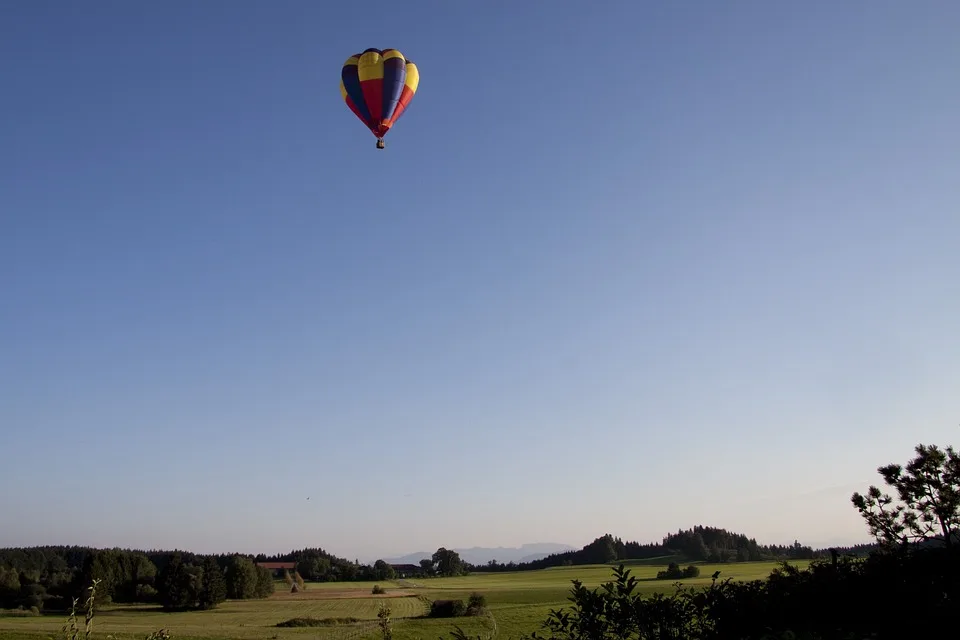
340 48 419 149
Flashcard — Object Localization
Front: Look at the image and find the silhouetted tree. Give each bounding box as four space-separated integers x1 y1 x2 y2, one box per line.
852 442 960 548
432 548 465 577
419 558 435 576
373 559 395 581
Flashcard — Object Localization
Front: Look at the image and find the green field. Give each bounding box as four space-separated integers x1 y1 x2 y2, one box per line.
0 561 809 640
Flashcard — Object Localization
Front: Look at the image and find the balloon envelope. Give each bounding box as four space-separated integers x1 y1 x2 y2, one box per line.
340 48 419 140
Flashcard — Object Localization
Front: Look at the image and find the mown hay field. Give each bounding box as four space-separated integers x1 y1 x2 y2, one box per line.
0 561 809 640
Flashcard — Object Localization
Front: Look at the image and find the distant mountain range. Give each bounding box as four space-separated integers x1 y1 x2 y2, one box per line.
383 543 577 566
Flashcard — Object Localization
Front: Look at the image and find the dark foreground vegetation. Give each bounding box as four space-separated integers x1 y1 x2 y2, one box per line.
505 440 959 640
517 545 958 640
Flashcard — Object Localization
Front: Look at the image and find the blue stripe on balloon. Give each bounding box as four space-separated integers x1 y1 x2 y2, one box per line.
341 56 372 125
381 56 406 122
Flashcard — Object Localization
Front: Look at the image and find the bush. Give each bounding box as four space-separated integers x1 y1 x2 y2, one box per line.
136 584 159 602
19 584 46 611
429 599 466 618
655 562 700 580
372 584 386 594
465 592 487 616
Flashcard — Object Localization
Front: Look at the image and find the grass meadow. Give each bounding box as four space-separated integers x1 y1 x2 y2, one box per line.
0 561 809 640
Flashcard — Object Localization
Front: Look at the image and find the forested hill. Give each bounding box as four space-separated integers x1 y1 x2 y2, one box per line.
472 526 819 572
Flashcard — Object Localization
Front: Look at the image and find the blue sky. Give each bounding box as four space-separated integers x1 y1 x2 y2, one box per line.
2 0 959 561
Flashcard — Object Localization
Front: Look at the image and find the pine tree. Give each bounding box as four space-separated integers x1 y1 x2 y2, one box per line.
157 554 187 611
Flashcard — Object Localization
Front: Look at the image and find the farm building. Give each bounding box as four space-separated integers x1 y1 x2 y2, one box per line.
390 563 422 578
256 561 296 577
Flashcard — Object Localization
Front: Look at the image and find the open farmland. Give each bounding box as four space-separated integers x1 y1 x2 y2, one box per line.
0 561 809 640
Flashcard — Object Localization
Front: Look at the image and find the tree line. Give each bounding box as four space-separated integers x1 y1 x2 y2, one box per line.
0 543 475 613
0 526 816 614
470 527 817 573
0 549 276 613
252 545 468 581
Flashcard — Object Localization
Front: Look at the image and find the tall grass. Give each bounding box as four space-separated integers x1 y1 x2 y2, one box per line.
58 579 170 640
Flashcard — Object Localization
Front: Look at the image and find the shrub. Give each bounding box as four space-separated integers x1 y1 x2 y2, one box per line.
465 592 487 616
372 584 386 594
429 599 466 618
136 585 158 602
377 601 393 640
19 584 46 612
655 562 700 580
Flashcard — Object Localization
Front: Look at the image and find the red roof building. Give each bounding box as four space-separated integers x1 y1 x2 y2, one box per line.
257 561 296 571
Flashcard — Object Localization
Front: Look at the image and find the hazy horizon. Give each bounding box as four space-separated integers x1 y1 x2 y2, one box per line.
0 525 876 566
2 1 958 560
0 507 881 563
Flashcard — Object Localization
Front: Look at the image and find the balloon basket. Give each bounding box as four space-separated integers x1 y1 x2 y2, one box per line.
376 139 385 150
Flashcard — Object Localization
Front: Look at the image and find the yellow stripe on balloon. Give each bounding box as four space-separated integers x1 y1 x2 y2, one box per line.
382 49 405 62
404 62 420 93
358 50 384 81
339 81 347 100
343 55 360 67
